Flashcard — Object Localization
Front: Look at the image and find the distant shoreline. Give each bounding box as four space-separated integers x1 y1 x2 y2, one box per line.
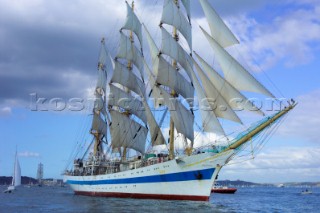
1 176 318 187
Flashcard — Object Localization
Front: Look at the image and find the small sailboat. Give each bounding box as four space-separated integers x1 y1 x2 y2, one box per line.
301 189 312 195
4 151 21 193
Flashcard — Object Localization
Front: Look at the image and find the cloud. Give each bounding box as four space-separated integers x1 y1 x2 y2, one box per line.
225 1 320 71
18 151 40 158
0 0 127 107
1 0 319 111
221 146 320 182
0 106 11 116
276 89 320 143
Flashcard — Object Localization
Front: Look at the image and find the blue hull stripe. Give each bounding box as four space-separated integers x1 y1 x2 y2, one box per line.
67 168 215 185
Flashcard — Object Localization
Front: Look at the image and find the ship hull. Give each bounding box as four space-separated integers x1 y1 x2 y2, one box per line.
64 150 234 201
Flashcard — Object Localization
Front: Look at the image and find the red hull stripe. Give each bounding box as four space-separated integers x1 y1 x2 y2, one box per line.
211 189 237 194
75 191 209 201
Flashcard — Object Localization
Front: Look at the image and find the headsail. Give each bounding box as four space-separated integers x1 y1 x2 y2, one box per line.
201 27 275 98
193 59 242 123
194 52 264 116
189 64 225 135
12 151 21 187
199 0 239 48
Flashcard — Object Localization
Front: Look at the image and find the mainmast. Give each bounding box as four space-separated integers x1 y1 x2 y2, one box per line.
108 0 166 157
169 0 179 160
12 150 17 186
122 1 136 161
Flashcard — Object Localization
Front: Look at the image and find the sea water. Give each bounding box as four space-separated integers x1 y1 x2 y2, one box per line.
0 185 319 212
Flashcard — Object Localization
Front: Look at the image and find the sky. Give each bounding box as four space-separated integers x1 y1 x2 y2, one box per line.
0 0 319 183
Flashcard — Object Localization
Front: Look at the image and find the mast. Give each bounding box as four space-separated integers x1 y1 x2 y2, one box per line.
168 0 179 160
93 39 103 156
12 149 17 186
92 38 108 156
122 1 135 161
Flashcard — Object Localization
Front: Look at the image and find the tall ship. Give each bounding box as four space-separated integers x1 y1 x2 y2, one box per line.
63 0 296 201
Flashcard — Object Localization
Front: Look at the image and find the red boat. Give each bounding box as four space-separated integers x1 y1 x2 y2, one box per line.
211 185 237 194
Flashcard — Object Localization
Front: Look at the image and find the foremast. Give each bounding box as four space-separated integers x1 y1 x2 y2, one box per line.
154 0 195 158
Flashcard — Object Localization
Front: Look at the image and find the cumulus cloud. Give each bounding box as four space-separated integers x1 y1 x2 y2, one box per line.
18 151 40 158
1 0 319 111
0 106 11 116
0 0 127 107
226 1 320 71
222 146 320 182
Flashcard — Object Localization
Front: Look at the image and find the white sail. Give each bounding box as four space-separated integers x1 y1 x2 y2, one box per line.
91 113 107 135
201 27 275 98
199 0 239 48
110 110 148 154
96 66 107 94
111 60 145 96
159 87 194 142
160 27 193 79
93 93 107 117
181 0 191 21
194 59 242 123
116 33 144 79
122 1 143 47
189 64 225 135
96 41 113 93
109 84 147 124
146 25 193 101
156 56 194 101
143 24 160 76
98 41 113 73
194 52 264 115
161 0 192 49
13 154 21 187
143 60 165 108
142 98 166 146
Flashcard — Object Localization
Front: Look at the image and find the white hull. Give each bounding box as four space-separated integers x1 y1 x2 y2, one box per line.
64 150 234 201
3 185 15 193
